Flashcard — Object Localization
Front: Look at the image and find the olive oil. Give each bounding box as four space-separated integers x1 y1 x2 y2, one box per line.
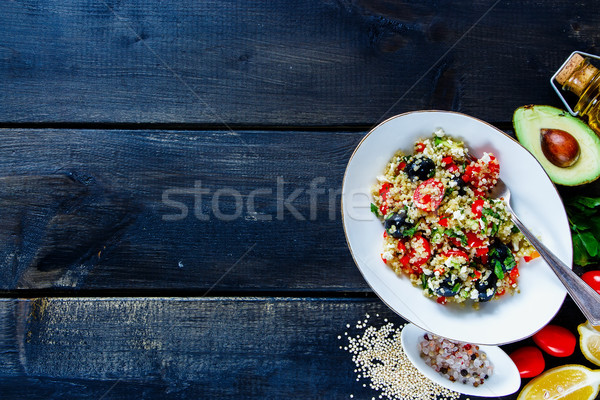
556 53 600 135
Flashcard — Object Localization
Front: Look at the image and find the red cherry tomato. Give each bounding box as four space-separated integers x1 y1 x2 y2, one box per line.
509 346 545 378
404 235 431 269
582 270 600 295
413 178 445 211
532 324 576 357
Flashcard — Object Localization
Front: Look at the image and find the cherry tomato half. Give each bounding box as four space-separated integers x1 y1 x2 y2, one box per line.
532 324 576 357
582 270 600 295
402 235 431 270
509 346 545 378
413 178 445 211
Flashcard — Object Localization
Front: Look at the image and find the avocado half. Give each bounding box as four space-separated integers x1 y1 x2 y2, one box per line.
513 105 600 186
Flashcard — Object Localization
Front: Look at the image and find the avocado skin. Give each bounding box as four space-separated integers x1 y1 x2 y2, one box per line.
513 105 600 186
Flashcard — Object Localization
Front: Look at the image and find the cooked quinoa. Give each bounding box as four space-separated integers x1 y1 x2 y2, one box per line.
372 129 536 304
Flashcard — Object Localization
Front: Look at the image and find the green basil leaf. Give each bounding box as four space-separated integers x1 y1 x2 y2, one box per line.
576 197 600 208
573 234 592 266
504 251 516 271
580 231 599 257
494 261 505 280
570 213 593 231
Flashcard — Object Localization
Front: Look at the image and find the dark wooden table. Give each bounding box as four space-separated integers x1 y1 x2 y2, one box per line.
1 1 600 399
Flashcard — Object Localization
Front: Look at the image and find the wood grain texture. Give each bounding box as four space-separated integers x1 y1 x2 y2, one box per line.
0 128 368 291
0 297 591 400
1 0 597 125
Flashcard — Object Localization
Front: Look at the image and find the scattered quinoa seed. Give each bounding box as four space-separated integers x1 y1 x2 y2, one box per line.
342 314 461 400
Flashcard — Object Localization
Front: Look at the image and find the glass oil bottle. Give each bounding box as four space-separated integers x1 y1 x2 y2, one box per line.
552 52 600 135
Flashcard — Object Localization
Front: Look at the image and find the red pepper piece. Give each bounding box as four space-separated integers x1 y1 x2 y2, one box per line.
465 231 485 248
471 198 485 218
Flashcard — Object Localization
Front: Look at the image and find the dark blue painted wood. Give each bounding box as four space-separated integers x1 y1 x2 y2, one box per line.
0 128 369 291
0 297 591 400
0 0 596 124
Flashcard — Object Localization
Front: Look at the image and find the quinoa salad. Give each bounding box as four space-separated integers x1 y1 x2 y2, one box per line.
372 129 537 305
418 332 493 387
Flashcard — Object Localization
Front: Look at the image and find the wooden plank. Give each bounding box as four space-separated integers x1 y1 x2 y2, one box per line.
0 297 591 399
0 128 369 291
0 0 596 124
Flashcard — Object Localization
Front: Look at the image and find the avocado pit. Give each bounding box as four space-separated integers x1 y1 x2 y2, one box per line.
540 128 580 168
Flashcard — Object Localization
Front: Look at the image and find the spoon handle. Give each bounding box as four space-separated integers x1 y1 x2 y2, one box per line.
511 213 600 326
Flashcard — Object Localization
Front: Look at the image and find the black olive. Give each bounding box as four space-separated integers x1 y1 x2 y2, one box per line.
404 156 436 181
384 210 411 238
475 270 498 302
488 240 515 272
451 175 467 195
434 276 461 297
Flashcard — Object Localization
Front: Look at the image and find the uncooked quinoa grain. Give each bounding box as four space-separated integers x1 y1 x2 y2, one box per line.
341 316 461 400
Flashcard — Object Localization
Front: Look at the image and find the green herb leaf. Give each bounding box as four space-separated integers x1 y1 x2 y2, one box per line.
452 282 461 293
573 234 592 266
493 260 505 279
580 231 599 257
576 197 600 208
565 195 600 267
504 251 516 271
491 222 499 236
482 208 500 219
421 274 428 289
402 225 419 238
433 136 446 146
445 229 467 246
370 203 380 217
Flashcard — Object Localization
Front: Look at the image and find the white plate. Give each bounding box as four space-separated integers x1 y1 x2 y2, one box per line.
401 323 521 397
342 111 571 345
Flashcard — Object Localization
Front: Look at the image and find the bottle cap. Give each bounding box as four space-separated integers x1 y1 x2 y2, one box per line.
555 53 584 86
556 53 597 96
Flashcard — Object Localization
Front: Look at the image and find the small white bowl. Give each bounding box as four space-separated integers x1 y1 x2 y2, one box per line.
401 323 521 397
342 111 571 345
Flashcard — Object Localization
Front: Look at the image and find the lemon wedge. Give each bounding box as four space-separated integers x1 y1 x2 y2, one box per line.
578 321 600 367
517 364 600 400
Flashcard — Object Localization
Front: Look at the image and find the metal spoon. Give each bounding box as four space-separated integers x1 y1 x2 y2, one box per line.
492 178 600 326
